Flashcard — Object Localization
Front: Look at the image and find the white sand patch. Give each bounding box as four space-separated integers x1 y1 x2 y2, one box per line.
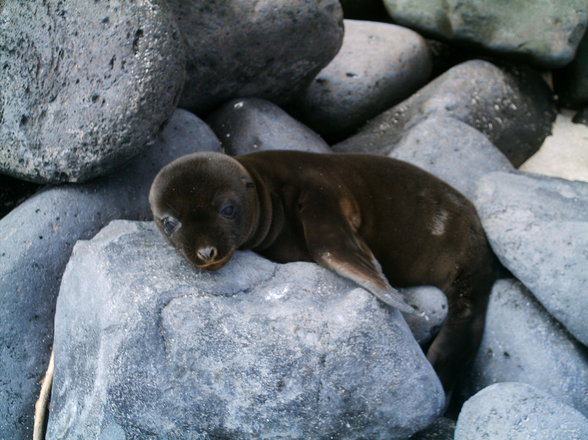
520 110 588 182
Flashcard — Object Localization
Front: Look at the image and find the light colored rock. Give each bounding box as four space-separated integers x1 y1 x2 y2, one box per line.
47 220 445 439
474 171 588 346
455 382 588 440
389 115 513 200
401 286 447 345
206 98 331 155
460 279 588 416
520 110 588 183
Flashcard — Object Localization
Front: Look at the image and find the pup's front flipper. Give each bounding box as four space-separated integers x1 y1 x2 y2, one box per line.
298 193 415 314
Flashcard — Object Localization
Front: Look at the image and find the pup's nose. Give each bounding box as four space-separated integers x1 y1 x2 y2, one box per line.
197 246 217 262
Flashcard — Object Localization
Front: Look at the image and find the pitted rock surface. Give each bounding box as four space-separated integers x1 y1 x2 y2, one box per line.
0 0 185 183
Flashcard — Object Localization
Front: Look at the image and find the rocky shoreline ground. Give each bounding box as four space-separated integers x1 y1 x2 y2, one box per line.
1 1 587 439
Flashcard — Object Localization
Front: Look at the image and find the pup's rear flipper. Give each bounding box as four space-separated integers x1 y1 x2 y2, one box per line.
426 264 495 393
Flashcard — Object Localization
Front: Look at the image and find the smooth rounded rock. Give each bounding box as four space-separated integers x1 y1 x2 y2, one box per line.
207 98 331 155
474 171 588 346
0 110 220 439
0 0 185 183
401 286 447 345
290 19 432 141
47 220 445 439
171 0 344 114
460 279 588 416
389 115 513 200
333 60 556 167
455 382 588 440
383 0 588 68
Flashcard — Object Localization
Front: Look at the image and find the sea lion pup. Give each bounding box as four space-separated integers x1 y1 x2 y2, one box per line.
149 150 498 392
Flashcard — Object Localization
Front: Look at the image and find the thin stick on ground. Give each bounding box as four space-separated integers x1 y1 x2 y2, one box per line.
33 348 54 440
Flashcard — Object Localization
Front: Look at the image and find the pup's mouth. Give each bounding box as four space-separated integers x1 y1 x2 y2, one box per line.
194 250 234 271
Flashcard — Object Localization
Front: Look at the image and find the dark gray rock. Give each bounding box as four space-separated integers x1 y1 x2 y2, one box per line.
290 19 432 141
0 175 40 219
460 279 588 416
401 286 447 345
47 220 445 439
0 110 220 439
0 0 185 183
556 31 588 108
573 106 588 126
409 417 455 440
340 0 391 22
207 98 331 155
389 115 513 200
455 382 588 440
333 60 556 167
474 171 588 346
171 0 344 114
383 0 588 68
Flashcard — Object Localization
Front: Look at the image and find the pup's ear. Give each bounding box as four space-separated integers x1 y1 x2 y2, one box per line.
241 176 255 189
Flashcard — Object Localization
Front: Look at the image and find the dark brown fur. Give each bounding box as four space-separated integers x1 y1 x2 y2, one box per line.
149 151 497 392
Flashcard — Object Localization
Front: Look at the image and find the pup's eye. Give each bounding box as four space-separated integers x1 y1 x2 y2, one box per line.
161 216 180 236
219 202 237 220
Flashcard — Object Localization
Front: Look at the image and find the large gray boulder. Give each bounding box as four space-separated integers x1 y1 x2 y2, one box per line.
0 0 185 183
0 110 220 439
474 171 588 346
383 0 588 68
290 19 432 141
171 0 344 114
47 220 445 439
333 60 556 167
206 98 331 155
460 279 588 416
455 382 588 440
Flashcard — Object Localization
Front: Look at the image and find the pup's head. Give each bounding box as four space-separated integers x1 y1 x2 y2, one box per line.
149 152 258 270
